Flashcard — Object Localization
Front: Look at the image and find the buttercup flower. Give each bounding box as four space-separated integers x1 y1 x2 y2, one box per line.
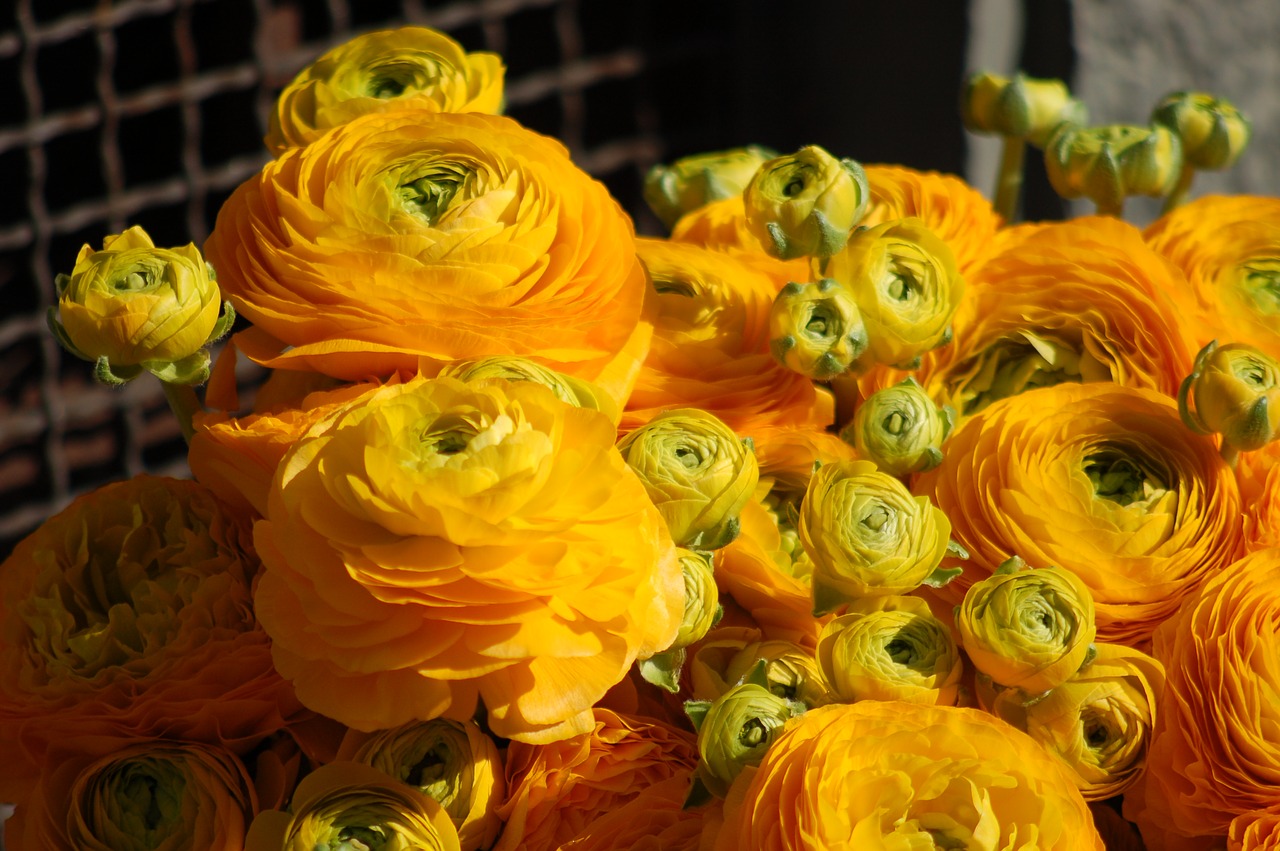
985 643 1164 801
206 110 649 386
1151 91 1251 171
1045 123 1182 213
962 71 1087 146
918 382 1243 646
494 708 697 851
10 740 257 851
246 761 460 851
816 594 963 705
671 548 720 651
439 355 619 423
617 407 759 550
743 145 869 259
644 145 777 229
624 239 834 433
1124 548 1280 844
687 672 805 799
0 476 299 803
844 377 952 475
768 277 868 380
713 701 1104 851
252 376 684 743
338 719 504 851
958 560 1096 695
49 225 232 385
798 458 953 613
265 26 504 154
1181 341 1280 454
822 217 964 369
690 626 830 707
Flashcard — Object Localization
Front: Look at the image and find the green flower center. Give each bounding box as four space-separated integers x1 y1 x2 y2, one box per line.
1239 258 1280 316
739 718 769 749
882 410 909 436
333 825 389 851
953 332 1105 416
397 159 475 225
364 58 442 99
1084 450 1168 508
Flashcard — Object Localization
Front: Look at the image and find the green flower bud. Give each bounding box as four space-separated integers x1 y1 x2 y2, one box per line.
345 719 503 851
768 278 868 380
1180 341 1280 452
438 355 619 424
1045 124 1183 213
744 146 869 260
686 676 804 798
617 409 759 549
957 559 1097 695
690 630 832 708
798 459 954 614
49 226 234 385
962 71 1088 147
643 145 777 229
843 377 953 475
670 548 721 650
816 594 964 705
1151 91 1251 170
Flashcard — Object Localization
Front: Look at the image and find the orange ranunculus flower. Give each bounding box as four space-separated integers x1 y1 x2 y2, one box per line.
554 773 709 851
205 110 649 387
265 26 504 155
252 376 684 743
337 719 504 851
246 761 460 851
1231 811 1280 851
916 382 1243 646
0 476 302 805
1124 549 1280 846
1145 194 1280 359
713 701 1103 850
623 238 833 434
861 164 1004 277
8 739 258 851
669 195 812 286
922 215 1198 422
1236 440 1280 552
492 708 698 851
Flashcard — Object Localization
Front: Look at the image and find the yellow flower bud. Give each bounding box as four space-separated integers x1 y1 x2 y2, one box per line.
958 559 1097 695
438 355 619 424
1180 341 1280 452
617 409 760 549
48 226 233 385
686 674 804 799
985 643 1164 801
1045 123 1183 213
643 145 777 229
744 146 869 260
1152 91 1251 170
690 629 832 708
844 377 953 475
823 217 964 369
798 459 954 614
768 278 868 380
670 548 721 650
962 71 1087 147
816 595 963 705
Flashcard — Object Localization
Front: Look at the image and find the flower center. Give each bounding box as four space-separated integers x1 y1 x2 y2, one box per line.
397 159 476 225
1238 258 1280 315
1083 449 1168 508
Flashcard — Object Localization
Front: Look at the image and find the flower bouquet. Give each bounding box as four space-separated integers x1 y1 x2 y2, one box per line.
4 25 1280 851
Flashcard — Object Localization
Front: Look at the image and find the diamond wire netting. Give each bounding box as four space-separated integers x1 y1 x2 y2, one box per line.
0 0 692 558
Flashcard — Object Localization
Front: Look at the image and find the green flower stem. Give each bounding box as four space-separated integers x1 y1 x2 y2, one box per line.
1220 441 1241 469
1095 197 1125 218
1162 163 1196 214
161 380 202 443
993 135 1026 222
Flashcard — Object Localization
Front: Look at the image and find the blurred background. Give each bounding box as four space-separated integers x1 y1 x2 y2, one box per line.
1 0 1278 561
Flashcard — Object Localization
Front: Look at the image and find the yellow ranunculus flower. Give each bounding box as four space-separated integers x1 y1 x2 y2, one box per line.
339 719 504 851
957 560 1096 695
798 459 952 614
823 217 964 369
816 594 963 705
690 627 831 707
1152 91 1251 171
844 377 952 475
713 702 1104 851
744 145 869 260
49 225 231 385
1045 123 1182 213
768 278 868 380
687 676 804 799
206 110 648 388
616 408 759 550
1183 341 1280 453
439 355 620 424
251 376 683 743
246 761 460 851
643 145 777 229
962 71 1087 146
265 26 504 155
671 549 720 650
985 643 1163 801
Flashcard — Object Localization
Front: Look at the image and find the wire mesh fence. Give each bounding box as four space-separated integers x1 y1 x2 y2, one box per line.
0 0 704 558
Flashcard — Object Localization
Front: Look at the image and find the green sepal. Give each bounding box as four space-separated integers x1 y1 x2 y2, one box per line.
893 356 924 371
146 349 211 386
995 555 1028 575
684 700 713 733
1077 642 1098 674
766 221 795 260
94 356 142 386
811 208 849 258
916 446 945 473
46 309 90 361
742 659 771 689
683 775 715 809
742 436 756 455
204 300 236 346
946 539 971 560
939 405 957 439
811 575 849 617
1178 339 1218 434
54 273 72 297
638 648 685 694
922 565 964 588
